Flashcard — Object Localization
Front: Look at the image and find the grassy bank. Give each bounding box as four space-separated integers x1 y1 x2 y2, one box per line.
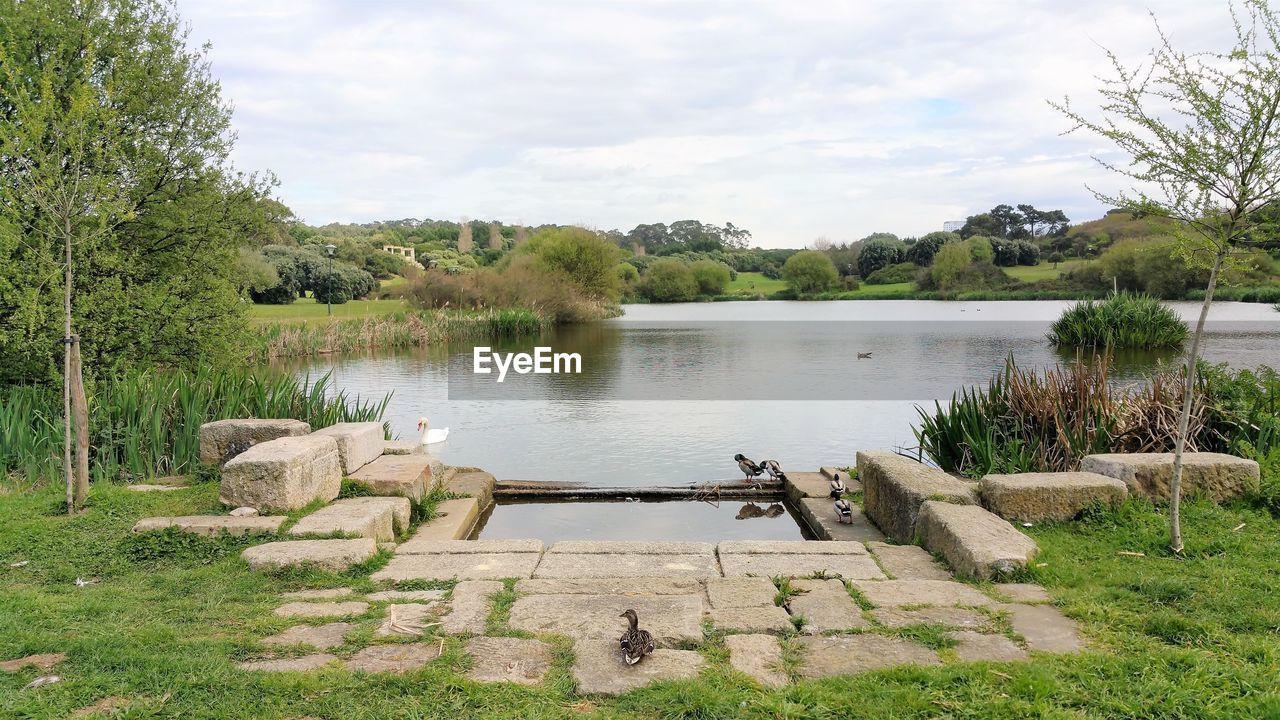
0 370 389 491
249 309 550 362
1 481 1277 718
248 296 411 325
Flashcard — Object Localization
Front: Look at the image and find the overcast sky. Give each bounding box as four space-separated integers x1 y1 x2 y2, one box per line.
180 0 1234 247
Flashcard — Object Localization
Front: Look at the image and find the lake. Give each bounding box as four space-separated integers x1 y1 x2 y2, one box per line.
281 300 1280 488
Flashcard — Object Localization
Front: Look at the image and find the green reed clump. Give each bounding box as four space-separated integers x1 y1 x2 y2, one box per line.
250 310 550 361
0 368 390 487
1047 293 1188 349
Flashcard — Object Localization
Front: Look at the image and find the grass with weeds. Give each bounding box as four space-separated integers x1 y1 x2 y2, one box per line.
2 483 1279 718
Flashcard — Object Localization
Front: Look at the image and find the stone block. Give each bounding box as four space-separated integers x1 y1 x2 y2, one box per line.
547 541 714 554
289 497 410 542
398 539 543 555
708 606 794 634
1080 452 1259 503
724 634 788 688
280 588 355 600
991 583 1051 603
850 579 996 608
238 654 336 672
383 440 424 455
466 637 554 685
219 435 341 511
367 590 446 602
857 450 978 542
799 497 884 542
717 540 868 555
788 578 868 634
262 623 354 650
948 631 1027 662
131 515 285 537
534 552 719 580
440 580 504 634
866 541 952 580
397 498 479 546
446 470 496 510
347 455 431 503
979 471 1128 521
242 539 377 571
572 639 704 696
719 553 884 580
871 607 989 630
198 418 310 466
515 578 702 595
372 552 539 582
706 577 778 609
273 601 370 619
346 643 441 674
310 421 386 475
999 603 1083 653
784 471 836 503
798 634 940 678
916 501 1038 579
508 594 704 646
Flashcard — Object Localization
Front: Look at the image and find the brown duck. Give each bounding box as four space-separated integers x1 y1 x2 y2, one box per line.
619 609 655 665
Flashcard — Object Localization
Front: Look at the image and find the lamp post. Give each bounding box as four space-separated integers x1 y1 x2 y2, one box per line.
325 244 336 317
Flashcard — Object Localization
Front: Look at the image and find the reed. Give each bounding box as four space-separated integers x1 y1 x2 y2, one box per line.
1047 293 1188 349
0 368 390 487
249 309 549 361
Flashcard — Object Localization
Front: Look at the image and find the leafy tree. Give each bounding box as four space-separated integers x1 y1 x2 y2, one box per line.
959 213 1005 239
513 227 622 301
967 236 995 264
1048 251 1066 267
1053 0 1280 551
782 250 839 294
640 258 698 302
990 204 1028 239
929 242 972 290
856 238 904 277
906 231 958 266
689 259 731 295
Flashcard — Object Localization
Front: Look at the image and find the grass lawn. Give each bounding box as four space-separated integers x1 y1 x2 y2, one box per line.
725 271 787 296
1005 259 1087 283
248 296 410 325
2 478 1278 718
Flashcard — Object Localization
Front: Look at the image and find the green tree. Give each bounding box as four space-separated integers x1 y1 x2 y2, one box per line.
1053 0 1280 552
513 227 622 301
640 258 698 302
856 238 904 277
905 231 958 266
967 236 995 264
782 250 839 294
0 0 274 386
929 242 972 290
689 259 731 295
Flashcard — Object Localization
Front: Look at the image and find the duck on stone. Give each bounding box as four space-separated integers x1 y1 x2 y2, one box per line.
618 609 655 665
834 498 854 524
760 459 787 482
828 473 847 499
734 454 764 482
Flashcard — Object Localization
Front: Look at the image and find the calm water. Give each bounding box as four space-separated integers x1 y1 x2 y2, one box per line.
281 300 1280 487
472 498 813 543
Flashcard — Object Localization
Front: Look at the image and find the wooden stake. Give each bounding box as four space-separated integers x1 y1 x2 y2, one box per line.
70 337 90 510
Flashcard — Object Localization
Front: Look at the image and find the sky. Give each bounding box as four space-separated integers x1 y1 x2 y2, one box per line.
180 0 1236 247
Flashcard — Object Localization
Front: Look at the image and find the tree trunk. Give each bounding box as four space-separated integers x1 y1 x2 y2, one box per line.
63 221 73 514
1169 248 1225 553
71 337 90 510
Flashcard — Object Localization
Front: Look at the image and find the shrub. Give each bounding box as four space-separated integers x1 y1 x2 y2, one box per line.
509 227 622 301
782 250 839 294
1048 293 1188 348
905 231 958 266
865 261 918 285
640 258 699 302
856 238 904 277
967 236 995 264
689 259 731 295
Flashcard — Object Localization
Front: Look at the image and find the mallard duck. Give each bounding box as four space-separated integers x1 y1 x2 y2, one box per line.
734 454 763 482
760 459 787 482
828 473 846 499
834 498 854 523
736 502 765 520
619 609 655 665
857 352 872 359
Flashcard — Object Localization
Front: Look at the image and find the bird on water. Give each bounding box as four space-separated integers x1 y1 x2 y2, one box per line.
619 609 655 665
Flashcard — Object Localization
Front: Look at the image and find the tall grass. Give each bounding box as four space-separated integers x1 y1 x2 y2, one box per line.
0 368 391 487
249 309 549 361
1047 293 1188 349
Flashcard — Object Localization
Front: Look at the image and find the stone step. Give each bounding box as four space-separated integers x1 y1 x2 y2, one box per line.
220 435 342 511
915 500 1038 579
787 578 868 634
856 450 978 543
289 496 410 542
347 455 432 503
798 634 940 679
718 551 884 579
444 470 496 510
534 541 720 579
798 497 884 542
241 538 377 571
310 421 386 475
707 605 793 634
865 541 952 580
132 515 286 537
396 498 479 548
571 639 704 696
371 552 540 581
199 418 310 467
383 440 424 456
724 634 787 688
397 539 542 555
850 579 997 609
979 471 1128 522
783 471 833 504
717 540 868 555
508 593 704 645
1080 452 1259 503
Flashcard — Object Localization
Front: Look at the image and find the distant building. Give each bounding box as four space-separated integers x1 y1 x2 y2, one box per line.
943 220 965 233
382 244 423 269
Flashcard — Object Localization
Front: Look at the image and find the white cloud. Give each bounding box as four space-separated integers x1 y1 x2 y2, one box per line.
180 0 1239 245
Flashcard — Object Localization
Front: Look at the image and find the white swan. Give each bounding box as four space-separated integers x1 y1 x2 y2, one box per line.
417 416 449 445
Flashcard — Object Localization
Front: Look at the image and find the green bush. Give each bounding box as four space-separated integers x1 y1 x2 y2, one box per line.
864 261 918 285
856 238 904 277
509 227 622 301
640 258 698 302
1048 293 1188 349
689 259 731 295
782 250 839 294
